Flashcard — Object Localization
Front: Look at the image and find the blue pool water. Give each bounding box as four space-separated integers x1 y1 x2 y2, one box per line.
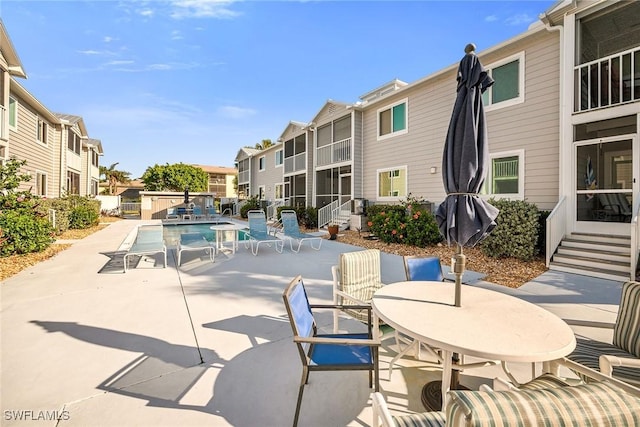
162 222 248 246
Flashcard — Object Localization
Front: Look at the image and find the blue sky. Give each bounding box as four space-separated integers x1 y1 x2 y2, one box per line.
2 0 556 178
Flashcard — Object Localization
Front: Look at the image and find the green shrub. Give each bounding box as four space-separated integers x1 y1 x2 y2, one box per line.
403 208 442 247
0 194 54 256
537 210 550 256
302 207 318 229
38 198 71 235
480 199 540 261
240 196 260 218
66 196 100 229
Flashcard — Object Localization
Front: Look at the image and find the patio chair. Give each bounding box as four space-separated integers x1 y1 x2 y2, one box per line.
176 232 215 266
565 280 640 387
165 207 179 220
192 205 205 220
280 210 322 253
206 205 220 220
283 275 380 427
382 256 446 379
245 210 284 256
123 224 167 272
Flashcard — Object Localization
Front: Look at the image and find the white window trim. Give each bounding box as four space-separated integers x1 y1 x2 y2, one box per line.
36 117 48 146
258 155 266 171
275 182 284 200
376 97 409 141
376 165 408 202
482 149 525 200
484 51 525 112
35 170 48 197
275 149 283 167
8 97 17 130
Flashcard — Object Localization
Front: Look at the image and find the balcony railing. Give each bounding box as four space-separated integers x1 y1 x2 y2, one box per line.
316 138 351 167
238 169 250 184
284 152 305 174
575 46 640 112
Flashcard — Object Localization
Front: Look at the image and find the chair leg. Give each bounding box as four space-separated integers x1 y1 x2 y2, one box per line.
294 367 309 427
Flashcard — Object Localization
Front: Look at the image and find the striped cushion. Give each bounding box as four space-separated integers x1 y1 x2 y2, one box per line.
613 281 640 357
569 337 640 385
445 381 640 427
338 249 384 323
517 373 572 391
392 411 446 427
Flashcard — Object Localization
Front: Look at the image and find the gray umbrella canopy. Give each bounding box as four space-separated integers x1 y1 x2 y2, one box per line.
436 44 499 307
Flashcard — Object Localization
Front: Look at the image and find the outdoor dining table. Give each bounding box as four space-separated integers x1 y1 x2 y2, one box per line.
209 223 246 254
372 280 576 410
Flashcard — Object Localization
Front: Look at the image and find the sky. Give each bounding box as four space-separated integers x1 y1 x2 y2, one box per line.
2 0 557 179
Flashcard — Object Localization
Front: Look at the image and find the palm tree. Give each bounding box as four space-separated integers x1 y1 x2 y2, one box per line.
254 139 273 150
99 163 131 195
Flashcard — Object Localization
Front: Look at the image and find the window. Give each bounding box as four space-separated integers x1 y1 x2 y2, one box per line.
259 156 265 171
333 115 351 141
67 170 80 195
377 166 407 200
8 97 17 129
377 99 408 140
91 180 99 196
258 185 265 200
482 150 524 199
35 171 47 197
275 183 284 199
275 150 283 166
482 53 525 110
68 131 81 155
91 150 99 167
37 118 48 144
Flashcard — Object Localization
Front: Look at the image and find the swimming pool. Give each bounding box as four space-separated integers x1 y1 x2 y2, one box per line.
162 222 248 246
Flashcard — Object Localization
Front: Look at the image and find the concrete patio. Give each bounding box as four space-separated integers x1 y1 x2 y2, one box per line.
0 219 624 426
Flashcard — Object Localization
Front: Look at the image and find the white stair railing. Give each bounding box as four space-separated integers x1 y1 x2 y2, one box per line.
631 198 639 280
318 200 339 229
546 196 566 267
266 200 284 221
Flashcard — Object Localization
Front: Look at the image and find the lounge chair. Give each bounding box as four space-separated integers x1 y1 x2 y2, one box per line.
245 210 284 256
176 232 215 266
280 210 322 253
165 207 179 220
283 275 380 427
206 206 220 220
123 224 167 272
192 205 206 220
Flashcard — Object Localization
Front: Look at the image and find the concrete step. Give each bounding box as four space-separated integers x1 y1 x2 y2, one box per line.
556 246 630 263
548 261 631 282
560 239 630 254
552 253 629 273
567 232 631 245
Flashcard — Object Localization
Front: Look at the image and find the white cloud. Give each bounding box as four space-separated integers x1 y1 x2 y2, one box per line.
78 50 103 55
169 0 241 19
103 36 116 43
485 15 498 22
505 13 534 26
217 106 257 119
171 30 183 40
138 8 154 18
105 60 135 66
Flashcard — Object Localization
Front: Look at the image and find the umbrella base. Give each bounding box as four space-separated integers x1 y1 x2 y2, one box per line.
421 380 470 411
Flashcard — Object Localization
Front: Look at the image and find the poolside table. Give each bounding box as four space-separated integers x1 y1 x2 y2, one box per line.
210 223 246 254
372 280 576 410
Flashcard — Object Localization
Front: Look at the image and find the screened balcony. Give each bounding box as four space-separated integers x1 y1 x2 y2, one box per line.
284 152 305 174
575 46 640 112
316 137 351 167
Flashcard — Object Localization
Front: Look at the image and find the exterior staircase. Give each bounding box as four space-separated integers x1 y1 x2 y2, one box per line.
549 232 632 282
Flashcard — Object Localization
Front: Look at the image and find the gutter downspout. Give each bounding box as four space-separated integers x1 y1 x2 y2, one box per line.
541 12 565 266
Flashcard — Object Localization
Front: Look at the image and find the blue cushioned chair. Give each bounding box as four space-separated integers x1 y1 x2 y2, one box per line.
385 256 446 379
280 210 322 252
245 210 284 255
283 275 380 427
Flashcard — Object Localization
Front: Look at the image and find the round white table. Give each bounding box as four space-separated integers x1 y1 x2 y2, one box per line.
209 223 246 254
372 281 576 410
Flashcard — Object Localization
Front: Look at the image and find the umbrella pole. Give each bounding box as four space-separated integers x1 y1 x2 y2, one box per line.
453 244 465 307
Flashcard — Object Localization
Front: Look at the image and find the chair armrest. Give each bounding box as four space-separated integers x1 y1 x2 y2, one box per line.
557 357 640 396
600 355 640 376
333 289 370 306
564 319 615 329
371 392 395 427
310 303 372 311
294 336 381 346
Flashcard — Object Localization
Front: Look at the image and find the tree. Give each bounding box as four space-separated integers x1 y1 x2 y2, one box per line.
141 163 208 192
254 139 273 150
0 158 31 194
99 163 131 195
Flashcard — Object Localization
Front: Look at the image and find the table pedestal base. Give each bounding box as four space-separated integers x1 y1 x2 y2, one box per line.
421 381 469 411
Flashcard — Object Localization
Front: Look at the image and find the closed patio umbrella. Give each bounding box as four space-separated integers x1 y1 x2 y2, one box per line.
184 186 190 205
424 42 500 412
435 43 499 308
